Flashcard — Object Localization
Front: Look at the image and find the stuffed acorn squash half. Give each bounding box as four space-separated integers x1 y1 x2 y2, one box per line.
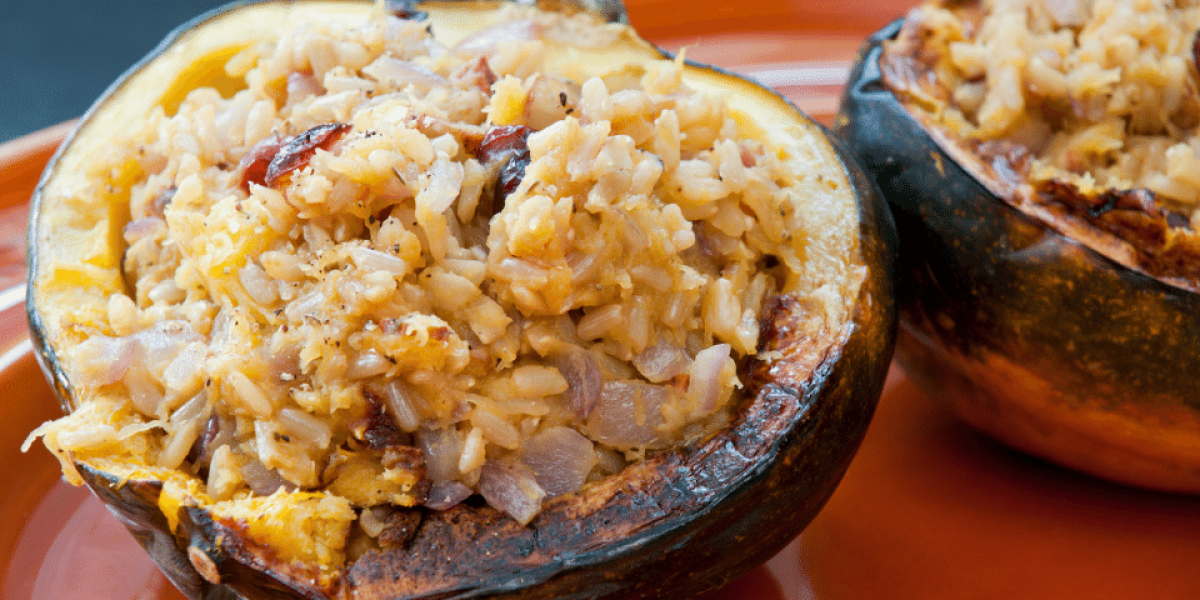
838 0 1200 493
27 1 896 598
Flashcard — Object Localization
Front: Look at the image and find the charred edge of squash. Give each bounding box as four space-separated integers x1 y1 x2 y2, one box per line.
181 507 337 600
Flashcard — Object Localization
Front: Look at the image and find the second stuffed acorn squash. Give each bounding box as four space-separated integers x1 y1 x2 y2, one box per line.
838 0 1200 493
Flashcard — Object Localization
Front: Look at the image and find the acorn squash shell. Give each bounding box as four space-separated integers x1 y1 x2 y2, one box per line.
26 2 898 598
836 19 1200 493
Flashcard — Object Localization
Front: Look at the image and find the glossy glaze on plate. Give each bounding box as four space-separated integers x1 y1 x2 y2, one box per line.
6 0 1200 598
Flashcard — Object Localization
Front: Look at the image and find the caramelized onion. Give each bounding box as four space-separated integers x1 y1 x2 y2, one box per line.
264 123 351 187
238 135 285 191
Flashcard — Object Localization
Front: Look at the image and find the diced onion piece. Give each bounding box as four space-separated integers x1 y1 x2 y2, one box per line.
132 320 203 373
241 458 293 496
551 350 602 418
425 480 473 511
123 216 164 241
452 20 538 55
71 335 136 386
479 459 545 526
287 71 324 100
688 343 730 414
586 381 677 449
418 157 465 215
124 364 163 416
520 427 596 496
418 427 464 482
632 340 691 383
162 341 206 393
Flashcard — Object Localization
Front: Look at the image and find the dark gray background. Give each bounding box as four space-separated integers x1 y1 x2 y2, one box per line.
2 1 230 143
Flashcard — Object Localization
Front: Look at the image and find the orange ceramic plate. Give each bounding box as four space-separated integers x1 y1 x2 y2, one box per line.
6 1 1200 598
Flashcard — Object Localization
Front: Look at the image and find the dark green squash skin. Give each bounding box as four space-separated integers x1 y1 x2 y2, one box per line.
27 2 897 599
836 20 1200 492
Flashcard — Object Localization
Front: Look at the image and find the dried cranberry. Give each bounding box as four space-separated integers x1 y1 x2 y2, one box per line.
264 122 352 187
497 152 530 199
188 414 221 467
477 125 531 164
478 125 532 207
358 391 408 450
238 136 285 191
